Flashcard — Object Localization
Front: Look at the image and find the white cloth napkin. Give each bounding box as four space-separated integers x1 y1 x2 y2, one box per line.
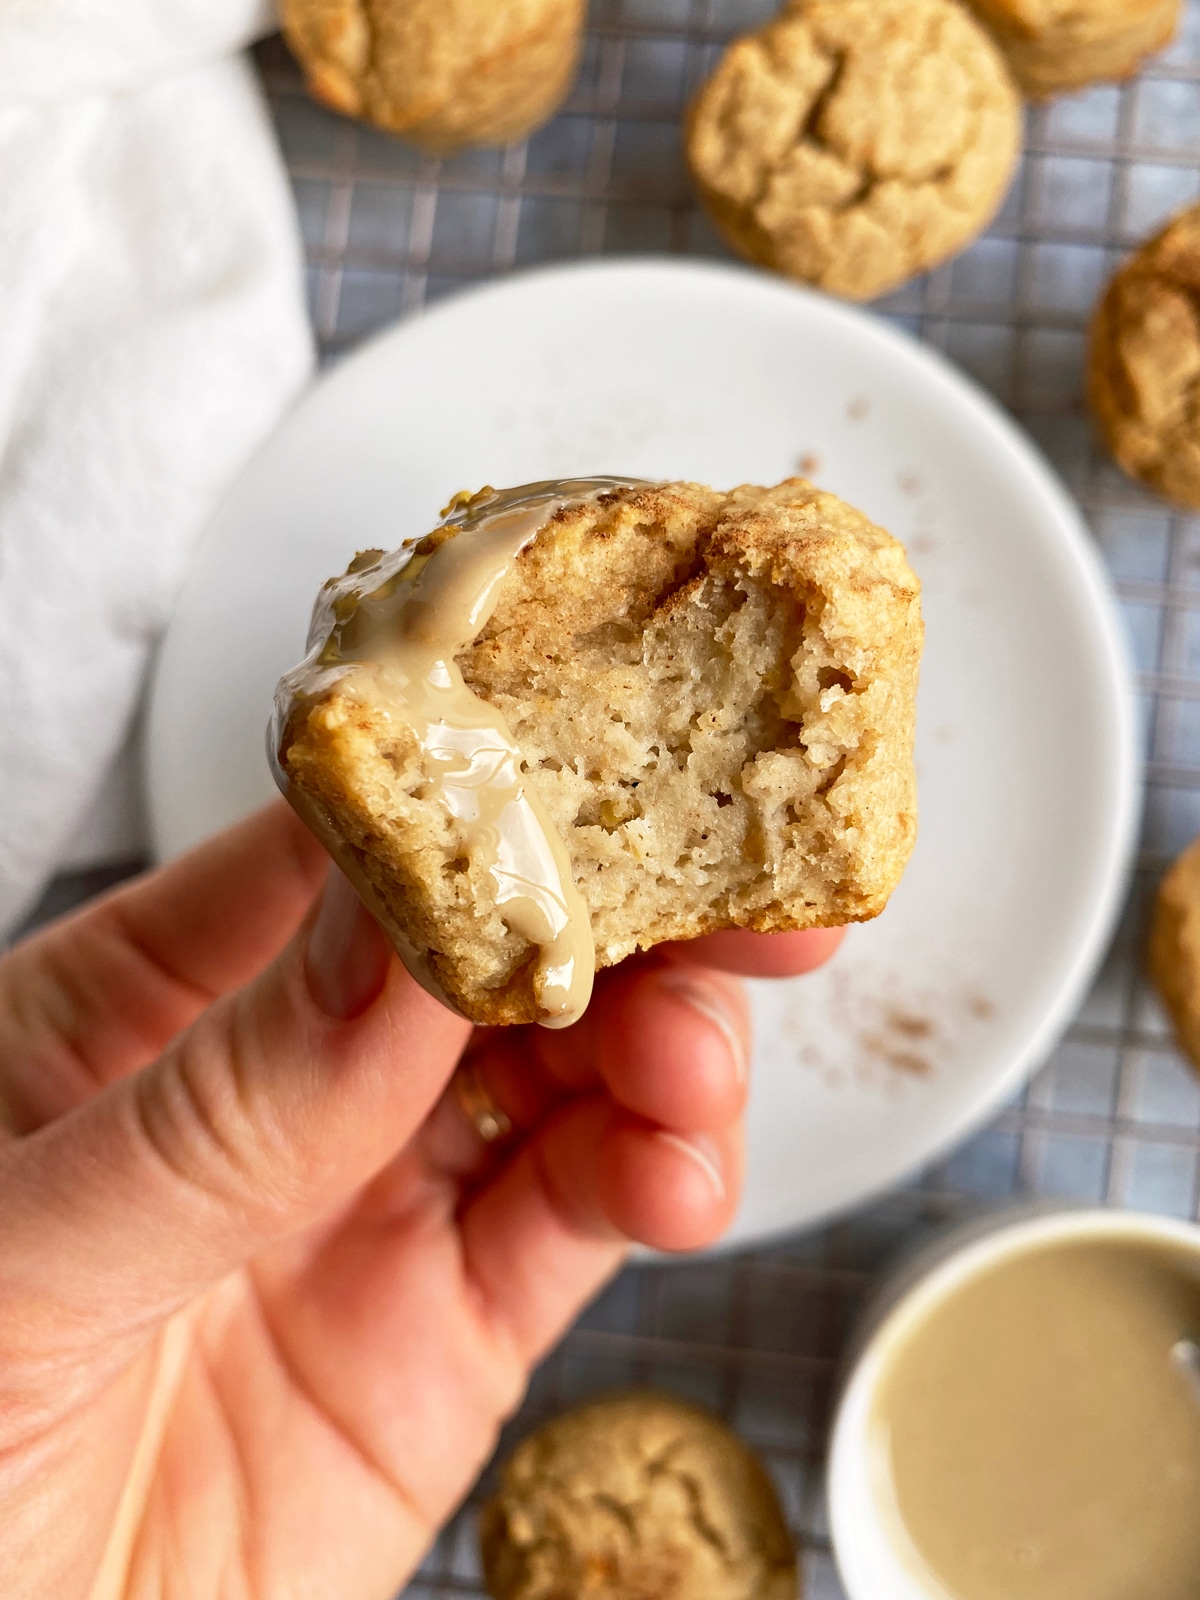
0 0 313 936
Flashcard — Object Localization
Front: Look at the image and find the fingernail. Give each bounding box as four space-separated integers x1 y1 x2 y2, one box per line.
305 867 392 1020
657 971 748 1083
656 1131 726 1200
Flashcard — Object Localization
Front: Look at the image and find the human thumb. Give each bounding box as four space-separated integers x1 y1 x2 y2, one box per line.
0 867 470 1395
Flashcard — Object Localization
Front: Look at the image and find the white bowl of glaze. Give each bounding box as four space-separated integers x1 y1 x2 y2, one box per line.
828 1208 1200 1599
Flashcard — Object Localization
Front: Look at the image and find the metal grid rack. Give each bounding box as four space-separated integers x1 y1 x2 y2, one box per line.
22 5 1200 1596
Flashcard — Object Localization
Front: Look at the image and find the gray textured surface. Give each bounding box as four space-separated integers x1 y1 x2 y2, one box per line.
20 3 1200 1593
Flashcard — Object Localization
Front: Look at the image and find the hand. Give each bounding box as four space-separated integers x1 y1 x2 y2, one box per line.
0 802 842 1600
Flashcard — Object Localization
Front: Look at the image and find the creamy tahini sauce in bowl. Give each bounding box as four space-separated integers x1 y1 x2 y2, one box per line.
829 1210 1200 1600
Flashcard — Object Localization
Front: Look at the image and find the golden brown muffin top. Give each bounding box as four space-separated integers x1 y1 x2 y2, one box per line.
480 1392 798 1600
687 0 1020 300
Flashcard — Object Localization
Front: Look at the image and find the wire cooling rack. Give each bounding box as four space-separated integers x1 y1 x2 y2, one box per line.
17 5 1200 1595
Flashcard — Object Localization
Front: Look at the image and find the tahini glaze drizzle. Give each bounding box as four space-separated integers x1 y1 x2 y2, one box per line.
279 478 645 1027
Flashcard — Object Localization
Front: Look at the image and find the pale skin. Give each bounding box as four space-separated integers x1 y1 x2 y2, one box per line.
0 802 842 1600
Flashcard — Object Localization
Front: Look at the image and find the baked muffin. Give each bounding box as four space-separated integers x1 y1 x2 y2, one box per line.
685 0 1021 302
479 1392 798 1600
965 0 1180 96
1090 205 1200 510
280 0 586 151
1150 834 1200 1073
272 477 922 1027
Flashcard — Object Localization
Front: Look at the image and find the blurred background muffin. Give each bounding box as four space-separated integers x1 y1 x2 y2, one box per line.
281 0 587 150
480 1392 798 1600
1089 204 1200 509
965 0 1181 96
1151 829 1200 1071
685 0 1021 301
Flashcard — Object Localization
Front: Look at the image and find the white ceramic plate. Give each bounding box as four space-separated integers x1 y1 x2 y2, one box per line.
146 259 1138 1252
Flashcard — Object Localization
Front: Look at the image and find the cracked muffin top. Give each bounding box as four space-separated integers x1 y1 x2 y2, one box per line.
686 0 1021 301
1090 204 1200 510
479 1391 798 1600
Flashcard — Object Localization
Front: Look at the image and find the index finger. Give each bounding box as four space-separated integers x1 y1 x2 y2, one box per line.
663 926 846 978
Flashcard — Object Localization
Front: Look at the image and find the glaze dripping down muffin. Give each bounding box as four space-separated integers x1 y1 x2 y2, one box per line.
272 477 923 1026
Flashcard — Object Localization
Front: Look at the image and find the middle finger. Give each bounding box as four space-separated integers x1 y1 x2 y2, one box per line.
420 963 749 1179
